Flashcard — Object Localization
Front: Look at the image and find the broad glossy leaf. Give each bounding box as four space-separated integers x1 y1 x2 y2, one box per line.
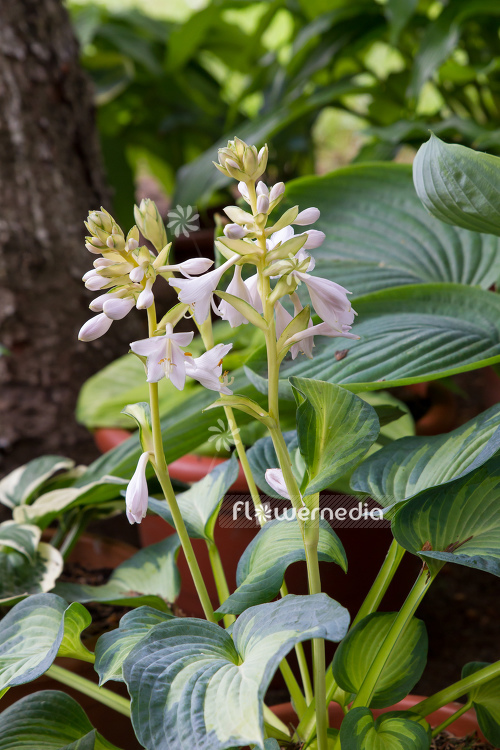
332 612 427 708
247 431 301 498
95 607 174 685
0 594 92 690
339 708 431 750
124 594 349 750
0 691 121 750
55 537 180 611
280 284 500 391
216 519 346 617
0 456 74 509
290 377 380 494
392 457 500 578
148 456 238 541
283 164 500 296
414 134 500 236
463 662 500 746
352 404 500 505
0 542 63 605
0 521 41 561
13 476 127 529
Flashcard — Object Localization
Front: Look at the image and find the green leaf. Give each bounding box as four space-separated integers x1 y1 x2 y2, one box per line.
216 519 347 617
0 521 41 561
121 402 154 454
280 284 500 391
124 594 349 750
392 456 500 578
0 542 63 605
247 431 301 498
283 164 500 296
0 594 92 690
463 662 500 746
95 606 174 685
332 612 428 708
148 457 238 542
352 404 500 506
290 377 380 494
0 691 121 749
54 537 180 611
0 456 75 509
414 135 500 236
339 708 431 750
13 476 127 529
386 0 417 43
214 291 268 331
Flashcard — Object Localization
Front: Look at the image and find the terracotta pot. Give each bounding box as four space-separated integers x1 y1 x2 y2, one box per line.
1 533 141 749
272 695 484 741
93 428 249 491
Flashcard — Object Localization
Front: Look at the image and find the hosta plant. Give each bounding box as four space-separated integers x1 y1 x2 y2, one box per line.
0 137 500 750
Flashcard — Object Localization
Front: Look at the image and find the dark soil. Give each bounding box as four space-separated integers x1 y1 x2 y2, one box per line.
431 732 493 749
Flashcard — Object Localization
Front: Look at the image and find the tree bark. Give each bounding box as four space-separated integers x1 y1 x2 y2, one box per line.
0 0 144 476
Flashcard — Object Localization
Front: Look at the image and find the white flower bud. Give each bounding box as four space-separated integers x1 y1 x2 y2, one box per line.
78 313 113 342
303 230 326 250
294 208 320 226
93 258 114 268
85 274 109 291
89 292 118 312
85 241 102 254
224 223 248 240
127 238 139 251
136 279 155 309
129 265 146 283
82 269 97 281
269 182 285 202
238 182 250 201
256 194 270 214
256 181 269 197
103 297 135 320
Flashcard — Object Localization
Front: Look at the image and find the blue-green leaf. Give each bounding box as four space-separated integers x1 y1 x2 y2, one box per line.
216 519 346 617
124 594 349 750
0 543 63 606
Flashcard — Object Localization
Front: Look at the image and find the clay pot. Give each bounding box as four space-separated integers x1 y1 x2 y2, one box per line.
1 534 141 750
272 695 484 741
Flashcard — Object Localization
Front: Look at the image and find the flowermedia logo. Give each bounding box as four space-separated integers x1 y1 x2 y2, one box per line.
229 497 387 528
167 205 200 237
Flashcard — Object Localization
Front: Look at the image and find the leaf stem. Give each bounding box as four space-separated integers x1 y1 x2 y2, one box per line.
431 700 473 738
46 664 131 717
147 304 216 623
413 660 500 718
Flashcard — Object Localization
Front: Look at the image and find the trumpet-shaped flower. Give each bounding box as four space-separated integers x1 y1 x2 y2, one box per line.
243 274 263 313
130 325 194 389
294 273 355 331
169 256 238 323
285 321 359 350
126 451 150 524
218 266 252 327
185 343 233 394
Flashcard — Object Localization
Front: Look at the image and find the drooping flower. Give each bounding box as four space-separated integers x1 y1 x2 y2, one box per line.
185 343 233 394
265 468 290 500
130 324 194 389
294 273 356 331
275 296 314 359
285 321 359 349
169 256 238 323
156 258 214 277
217 266 252 327
243 273 263 313
126 451 150 524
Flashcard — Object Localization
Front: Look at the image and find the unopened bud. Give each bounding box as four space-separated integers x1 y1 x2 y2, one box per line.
129 265 146 283
134 199 168 252
136 279 155 309
103 297 135 320
303 230 326 250
269 182 285 202
238 182 250 202
85 240 102 254
224 223 248 240
78 313 113 342
256 194 270 214
89 292 118 312
85 274 108 291
294 208 320 226
86 209 123 244
256 181 269 197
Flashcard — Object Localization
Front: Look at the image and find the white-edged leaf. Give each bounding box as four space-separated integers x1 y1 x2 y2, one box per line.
54 537 180 611
148 457 238 541
0 521 41 561
0 542 63 605
216 518 346 617
0 456 75 509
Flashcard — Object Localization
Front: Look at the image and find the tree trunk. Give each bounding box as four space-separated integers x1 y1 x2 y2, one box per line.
0 0 144 476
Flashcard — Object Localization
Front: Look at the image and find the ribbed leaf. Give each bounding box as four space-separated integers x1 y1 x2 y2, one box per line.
0 594 92 690
55 537 180 611
148 457 238 541
290 377 380 494
339 708 431 750
463 662 500 746
0 456 74 509
280 284 500 391
124 595 349 750
216 519 346 617
0 691 121 750
0 543 63 606
413 134 500 236
95 607 174 685
351 404 500 505
392 457 500 578
0 521 41 561
332 613 427 708
283 163 500 296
